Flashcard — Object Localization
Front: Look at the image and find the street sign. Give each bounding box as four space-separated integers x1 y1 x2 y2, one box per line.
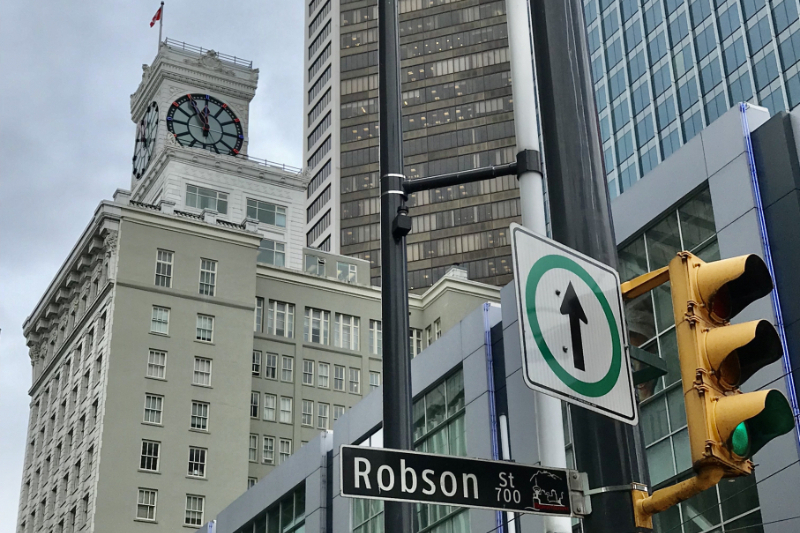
510 223 637 425
340 445 588 517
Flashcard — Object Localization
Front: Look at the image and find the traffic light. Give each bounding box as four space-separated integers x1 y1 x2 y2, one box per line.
668 251 794 476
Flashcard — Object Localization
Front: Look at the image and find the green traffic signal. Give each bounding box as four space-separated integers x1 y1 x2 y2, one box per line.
731 422 749 457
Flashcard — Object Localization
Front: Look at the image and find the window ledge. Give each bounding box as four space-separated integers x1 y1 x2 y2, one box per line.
194 340 215 345
145 376 168 382
134 518 158 524
148 332 170 337
137 469 161 475
192 384 213 389
189 428 209 434
186 476 207 481
141 421 163 428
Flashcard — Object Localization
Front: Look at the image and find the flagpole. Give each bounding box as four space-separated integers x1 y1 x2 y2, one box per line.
158 2 164 48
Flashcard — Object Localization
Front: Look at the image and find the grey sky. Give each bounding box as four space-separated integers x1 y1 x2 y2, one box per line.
0 0 303 524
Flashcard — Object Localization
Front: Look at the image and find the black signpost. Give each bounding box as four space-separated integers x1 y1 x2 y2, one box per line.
340 446 587 518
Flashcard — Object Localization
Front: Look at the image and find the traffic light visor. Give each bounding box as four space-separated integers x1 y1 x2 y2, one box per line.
696 255 772 321
716 390 794 458
704 320 782 388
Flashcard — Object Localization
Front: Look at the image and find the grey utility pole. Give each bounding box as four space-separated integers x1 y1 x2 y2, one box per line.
528 0 650 532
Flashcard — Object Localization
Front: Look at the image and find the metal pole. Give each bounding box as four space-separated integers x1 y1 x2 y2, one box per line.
158 2 164 47
505 1 572 532
378 0 414 532
528 0 648 532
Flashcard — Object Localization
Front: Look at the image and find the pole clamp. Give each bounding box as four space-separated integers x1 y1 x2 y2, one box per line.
516 149 542 176
584 482 649 496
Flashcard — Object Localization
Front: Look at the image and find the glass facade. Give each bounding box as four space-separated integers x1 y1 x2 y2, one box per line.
586 0 800 198
616 186 764 532
233 485 305 533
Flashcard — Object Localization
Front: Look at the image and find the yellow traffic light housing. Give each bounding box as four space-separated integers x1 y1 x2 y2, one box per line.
668 251 793 475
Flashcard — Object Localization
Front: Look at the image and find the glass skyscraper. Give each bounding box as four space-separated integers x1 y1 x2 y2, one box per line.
586 0 800 197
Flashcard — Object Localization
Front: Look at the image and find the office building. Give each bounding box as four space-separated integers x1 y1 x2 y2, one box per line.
585 0 800 197
304 0 520 289
15 40 502 533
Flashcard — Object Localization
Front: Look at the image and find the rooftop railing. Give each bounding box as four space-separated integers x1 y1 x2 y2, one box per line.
164 38 253 69
235 153 302 174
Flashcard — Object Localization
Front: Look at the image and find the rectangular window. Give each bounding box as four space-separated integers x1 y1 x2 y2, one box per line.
193 357 212 386
265 353 278 380
188 448 206 477
139 440 160 472
191 402 208 431
196 315 214 342
264 394 277 421
255 297 264 332
425 325 432 347
267 300 295 338
336 261 357 283
318 362 330 388
318 403 330 429
370 372 380 391
184 495 204 526
369 320 382 355
302 400 313 426
279 439 292 463
154 250 173 288
143 394 163 424
146 350 166 379
248 477 257 489
349 368 361 394
186 184 228 213
248 435 258 462
334 365 345 391
434 318 442 340
198 259 217 296
150 306 169 334
263 436 275 464
303 360 314 385
334 313 360 350
409 328 423 357
247 198 287 227
280 397 293 424
282 356 294 382
250 392 259 418
258 239 286 267
304 307 330 344
305 255 326 276
136 489 157 521
334 405 345 421
252 351 262 376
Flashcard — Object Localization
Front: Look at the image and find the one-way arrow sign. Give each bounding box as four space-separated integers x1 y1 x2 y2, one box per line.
560 281 588 371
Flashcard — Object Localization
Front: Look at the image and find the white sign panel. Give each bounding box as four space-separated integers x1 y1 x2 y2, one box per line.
510 223 637 425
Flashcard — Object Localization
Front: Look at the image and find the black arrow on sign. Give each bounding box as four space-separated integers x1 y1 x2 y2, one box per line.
559 282 588 371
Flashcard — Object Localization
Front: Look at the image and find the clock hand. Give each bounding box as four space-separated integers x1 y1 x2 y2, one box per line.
202 103 210 137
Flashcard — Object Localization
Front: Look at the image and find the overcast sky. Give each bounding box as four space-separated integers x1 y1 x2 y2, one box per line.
0 0 303 523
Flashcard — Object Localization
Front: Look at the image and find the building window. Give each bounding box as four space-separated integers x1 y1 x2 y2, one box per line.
258 239 286 267
302 400 314 426
334 405 345 421
264 394 277 421
154 250 173 288
279 439 292 463
334 365 345 391
334 313 360 350
188 448 206 477
191 402 209 431
184 495 204 526
193 357 212 386
139 441 160 472
369 320 382 355
136 489 157 521
318 403 330 429
268 300 295 337
248 435 258 462
265 353 278 379
409 328 423 357
196 315 214 342
282 356 294 382
199 259 217 296
425 325 432 347
247 198 287 227
252 351 262 376
337 261 357 283
305 254 327 276
255 297 264 332
150 306 169 334
349 368 361 394
146 350 166 379
187 184 228 213
250 392 259 418
280 397 293 424
304 307 330 344
303 360 314 385
263 436 275 464
370 372 380 391
434 318 442 340
248 477 257 489
318 362 330 388
143 394 163 424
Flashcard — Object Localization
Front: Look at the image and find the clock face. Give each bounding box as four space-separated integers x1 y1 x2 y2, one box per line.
132 102 159 180
166 94 244 155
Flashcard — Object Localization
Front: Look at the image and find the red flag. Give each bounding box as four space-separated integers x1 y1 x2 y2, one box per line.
150 6 162 27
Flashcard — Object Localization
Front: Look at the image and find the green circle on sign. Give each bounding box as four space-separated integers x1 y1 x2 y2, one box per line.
525 255 622 397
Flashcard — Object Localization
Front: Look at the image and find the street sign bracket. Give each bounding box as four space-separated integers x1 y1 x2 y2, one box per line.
630 345 668 386
583 482 648 496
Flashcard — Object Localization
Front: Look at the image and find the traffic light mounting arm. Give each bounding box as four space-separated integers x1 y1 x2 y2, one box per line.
620 266 669 301
632 465 725 528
